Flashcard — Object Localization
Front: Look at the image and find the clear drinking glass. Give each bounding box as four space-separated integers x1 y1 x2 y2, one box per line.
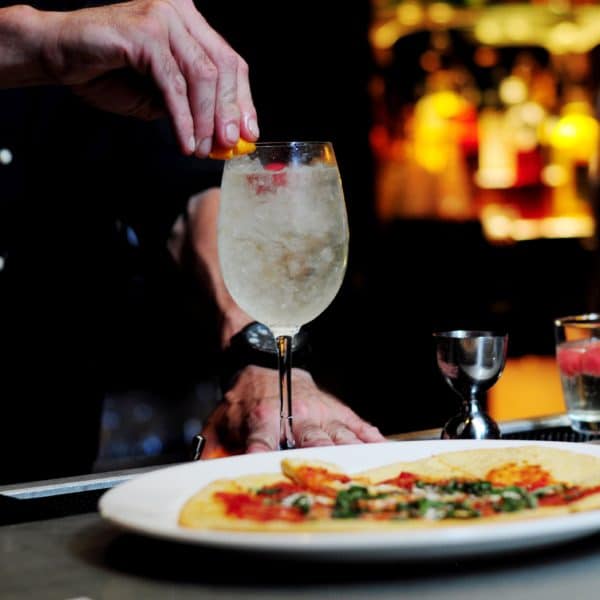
217 141 349 449
554 313 600 436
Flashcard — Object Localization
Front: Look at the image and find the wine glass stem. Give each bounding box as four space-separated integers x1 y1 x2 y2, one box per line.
276 335 295 450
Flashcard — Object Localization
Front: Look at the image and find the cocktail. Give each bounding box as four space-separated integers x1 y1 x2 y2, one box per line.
554 313 600 435
217 141 349 449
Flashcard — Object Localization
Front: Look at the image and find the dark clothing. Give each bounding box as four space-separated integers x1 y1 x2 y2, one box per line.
0 84 222 483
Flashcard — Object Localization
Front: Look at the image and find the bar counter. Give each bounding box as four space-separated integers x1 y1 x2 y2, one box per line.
2 414 600 599
2 509 600 599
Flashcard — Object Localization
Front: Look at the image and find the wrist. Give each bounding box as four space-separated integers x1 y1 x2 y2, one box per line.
219 322 311 391
38 10 77 85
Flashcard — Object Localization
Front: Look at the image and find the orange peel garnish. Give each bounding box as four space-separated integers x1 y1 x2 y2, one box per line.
209 139 256 160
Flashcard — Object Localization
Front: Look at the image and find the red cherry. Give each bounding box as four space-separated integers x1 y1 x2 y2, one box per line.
582 342 600 376
557 345 583 377
265 162 286 171
246 165 287 195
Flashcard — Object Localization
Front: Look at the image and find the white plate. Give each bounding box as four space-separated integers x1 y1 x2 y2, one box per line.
99 439 600 561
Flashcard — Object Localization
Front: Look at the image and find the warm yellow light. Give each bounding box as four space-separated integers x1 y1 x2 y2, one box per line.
499 76 528 105
414 144 447 173
541 164 569 187
476 109 517 189
547 21 581 54
484 217 513 240
396 1 423 27
549 114 598 159
513 128 538 152
475 18 503 45
422 90 465 119
540 215 595 239
504 16 531 43
481 209 595 243
562 101 593 117
538 115 559 145
513 219 541 241
519 102 545 127
372 21 401 50
503 104 543 152
428 2 454 25
411 91 470 173
552 121 578 148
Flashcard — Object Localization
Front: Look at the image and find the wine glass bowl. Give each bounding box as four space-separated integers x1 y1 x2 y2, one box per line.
433 330 508 440
218 141 349 449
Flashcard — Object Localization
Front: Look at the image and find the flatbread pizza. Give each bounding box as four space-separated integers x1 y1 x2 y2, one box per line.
178 445 600 532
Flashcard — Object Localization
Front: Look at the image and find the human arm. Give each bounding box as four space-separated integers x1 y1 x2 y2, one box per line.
174 187 385 455
0 0 258 156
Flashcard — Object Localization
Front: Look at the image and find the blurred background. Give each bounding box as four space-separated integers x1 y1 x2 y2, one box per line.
94 0 600 470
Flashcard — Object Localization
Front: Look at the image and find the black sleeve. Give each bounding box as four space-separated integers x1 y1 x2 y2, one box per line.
19 84 224 249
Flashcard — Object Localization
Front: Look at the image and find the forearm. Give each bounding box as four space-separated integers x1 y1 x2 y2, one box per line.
185 188 253 346
0 5 58 87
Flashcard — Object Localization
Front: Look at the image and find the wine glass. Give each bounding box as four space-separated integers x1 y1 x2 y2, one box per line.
433 330 508 439
217 141 349 449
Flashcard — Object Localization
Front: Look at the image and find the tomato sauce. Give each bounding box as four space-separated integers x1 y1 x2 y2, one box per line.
295 466 351 497
216 492 306 522
486 463 554 490
213 466 600 523
256 482 305 501
383 471 417 489
537 485 600 507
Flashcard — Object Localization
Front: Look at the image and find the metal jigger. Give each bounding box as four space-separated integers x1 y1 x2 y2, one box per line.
433 330 508 440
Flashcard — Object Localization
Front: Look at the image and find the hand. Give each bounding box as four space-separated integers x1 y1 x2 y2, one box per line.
200 366 386 456
34 0 258 156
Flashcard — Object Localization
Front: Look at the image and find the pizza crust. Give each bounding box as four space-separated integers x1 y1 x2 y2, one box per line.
358 454 472 484
178 445 600 532
433 445 600 486
178 473 285 530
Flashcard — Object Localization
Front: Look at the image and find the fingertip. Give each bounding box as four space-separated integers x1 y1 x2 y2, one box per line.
176 132 195 156
246 441 275 453
331 429 362 445
360 424 387 443
244 114 260 140
187 135 197 154
298 427 333 448
196 136 213 158
310 439 337 448
225 122 240 145
246 431 279 453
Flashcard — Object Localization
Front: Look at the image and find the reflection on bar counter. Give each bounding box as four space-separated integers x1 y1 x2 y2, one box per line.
369 0 600 242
